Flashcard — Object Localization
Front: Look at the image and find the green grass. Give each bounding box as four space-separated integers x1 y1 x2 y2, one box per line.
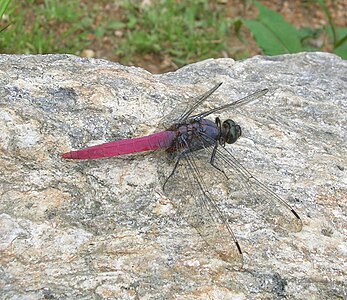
0 0 92 54
0 0 346 66
0 0 12 32
116 0 233 65
0 0 234 65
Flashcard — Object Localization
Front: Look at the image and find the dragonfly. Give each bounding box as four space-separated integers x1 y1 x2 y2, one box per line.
62 82 302 268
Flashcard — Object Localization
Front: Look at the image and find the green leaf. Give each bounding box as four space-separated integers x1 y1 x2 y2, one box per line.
334 42 347 59
233 18 243 40
127 15 137 29
244 20 286 55
107 20 125 30
297 27 321 40
245 1 303 55
94 27 105 38
326 27 347 49
0 0 11 17
333 27 347 59
335 34 347 49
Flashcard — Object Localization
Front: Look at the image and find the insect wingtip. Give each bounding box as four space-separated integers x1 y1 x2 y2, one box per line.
213 82 223 90
291 209 301 220
236 241 242 255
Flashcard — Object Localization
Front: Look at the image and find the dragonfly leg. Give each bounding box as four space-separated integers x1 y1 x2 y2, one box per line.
209 143 229 180
209 117 229 179
162 150 188 191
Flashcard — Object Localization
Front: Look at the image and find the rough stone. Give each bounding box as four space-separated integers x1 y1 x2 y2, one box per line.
0 53 346 299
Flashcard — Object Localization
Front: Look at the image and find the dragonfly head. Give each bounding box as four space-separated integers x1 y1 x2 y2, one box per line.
221 119 241 144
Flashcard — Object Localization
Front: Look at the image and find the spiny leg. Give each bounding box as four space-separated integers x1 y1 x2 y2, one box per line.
210 143 229 180
163 150 188 191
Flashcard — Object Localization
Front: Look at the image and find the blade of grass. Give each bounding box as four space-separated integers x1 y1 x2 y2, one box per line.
0 0 11 17
315 0 337 46
0 21 10 33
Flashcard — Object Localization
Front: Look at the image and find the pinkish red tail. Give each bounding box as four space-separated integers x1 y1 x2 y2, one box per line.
62 130 175 160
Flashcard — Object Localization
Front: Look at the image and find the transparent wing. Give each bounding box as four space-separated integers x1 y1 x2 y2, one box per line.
157 148 243 268
160 83 268 129
159 83 223 128
206 146 303 232
177 82 223 123
191 88 268 120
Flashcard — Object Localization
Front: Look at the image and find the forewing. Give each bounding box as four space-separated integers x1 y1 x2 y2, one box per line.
159 83 223 128
190 88 269 120
160 84 268 130
177 82 223 123
158 149 243 268
207 146 303 232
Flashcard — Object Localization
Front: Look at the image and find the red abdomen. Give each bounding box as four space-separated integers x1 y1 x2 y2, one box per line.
62 130 175 160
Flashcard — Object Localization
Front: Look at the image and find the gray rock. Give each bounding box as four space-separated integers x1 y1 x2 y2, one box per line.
0 53 346 299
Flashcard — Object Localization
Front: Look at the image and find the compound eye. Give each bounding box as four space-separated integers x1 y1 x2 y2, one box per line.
223 119 241 144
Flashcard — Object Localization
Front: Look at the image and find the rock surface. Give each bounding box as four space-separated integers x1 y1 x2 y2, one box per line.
0 53 346 299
